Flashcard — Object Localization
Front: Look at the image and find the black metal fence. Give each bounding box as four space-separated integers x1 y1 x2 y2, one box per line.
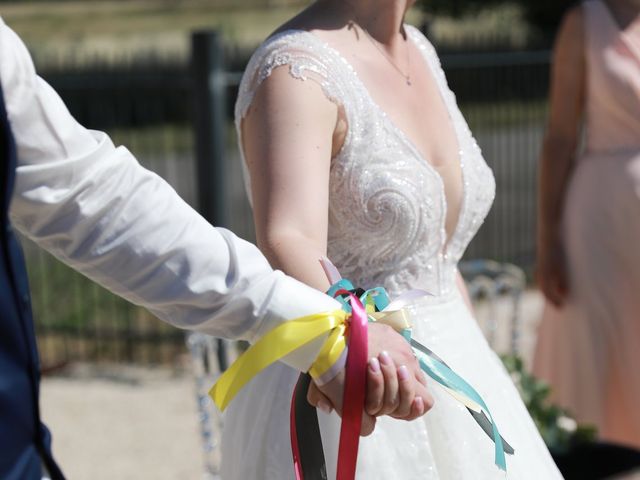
24 33 551 367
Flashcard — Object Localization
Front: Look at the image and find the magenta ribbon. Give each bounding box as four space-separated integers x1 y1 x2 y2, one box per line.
336 293 368 480
289 291 368 480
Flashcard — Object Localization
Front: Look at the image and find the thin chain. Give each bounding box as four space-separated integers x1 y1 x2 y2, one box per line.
360 26 412 86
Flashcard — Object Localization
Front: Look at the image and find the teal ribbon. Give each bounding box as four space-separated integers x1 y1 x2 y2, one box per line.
411 336 510 471
328 280 513 472
328 281 390 313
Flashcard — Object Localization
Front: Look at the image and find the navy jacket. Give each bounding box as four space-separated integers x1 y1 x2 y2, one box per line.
0 85 65 479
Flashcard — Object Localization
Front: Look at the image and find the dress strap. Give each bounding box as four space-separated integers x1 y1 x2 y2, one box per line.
235 30 351 122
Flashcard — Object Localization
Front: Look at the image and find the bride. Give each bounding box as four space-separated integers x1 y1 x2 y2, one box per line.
221 0 563 478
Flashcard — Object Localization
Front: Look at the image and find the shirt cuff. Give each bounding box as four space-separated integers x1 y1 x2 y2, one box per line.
249 273 342 373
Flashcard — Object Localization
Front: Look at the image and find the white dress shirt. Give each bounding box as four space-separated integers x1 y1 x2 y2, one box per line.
0 18 337 372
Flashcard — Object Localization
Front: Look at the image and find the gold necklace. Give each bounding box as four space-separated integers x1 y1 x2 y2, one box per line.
360 26 412 86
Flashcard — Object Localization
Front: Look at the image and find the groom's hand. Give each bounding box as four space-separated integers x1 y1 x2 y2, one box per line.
307 323 434 436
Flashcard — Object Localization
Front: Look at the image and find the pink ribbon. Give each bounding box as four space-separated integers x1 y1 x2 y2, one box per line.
336 293 368 480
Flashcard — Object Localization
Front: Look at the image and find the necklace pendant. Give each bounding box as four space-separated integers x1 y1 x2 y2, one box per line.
406 77 412 86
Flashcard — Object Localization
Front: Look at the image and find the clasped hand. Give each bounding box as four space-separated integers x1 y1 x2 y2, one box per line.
307 323 434 436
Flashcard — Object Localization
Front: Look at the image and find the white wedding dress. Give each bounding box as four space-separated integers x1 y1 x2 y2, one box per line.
222 26 563 479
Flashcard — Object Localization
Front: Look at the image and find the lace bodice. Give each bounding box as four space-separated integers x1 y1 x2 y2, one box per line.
236 26 495 297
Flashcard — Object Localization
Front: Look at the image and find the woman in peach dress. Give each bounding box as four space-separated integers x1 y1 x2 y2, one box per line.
534 0 640 449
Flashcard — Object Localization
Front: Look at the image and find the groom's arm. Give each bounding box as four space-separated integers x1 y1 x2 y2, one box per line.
0 20 433 427
0 17 334 372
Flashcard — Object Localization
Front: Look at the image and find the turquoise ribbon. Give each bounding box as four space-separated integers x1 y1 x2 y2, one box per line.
328 281 390 313
411 337 508 471
328 280 512 472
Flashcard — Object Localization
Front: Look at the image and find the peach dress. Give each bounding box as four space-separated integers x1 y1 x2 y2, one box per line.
534 0 640 450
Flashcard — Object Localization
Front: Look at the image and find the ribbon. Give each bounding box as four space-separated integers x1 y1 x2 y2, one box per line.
337 294 368 480
289 292 368 480
209 310 348 411
291 373 327 480
410 338 514 465
320 257 513 472
208 291 368 480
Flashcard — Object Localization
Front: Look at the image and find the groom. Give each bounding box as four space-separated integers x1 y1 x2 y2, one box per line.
0 18 432 480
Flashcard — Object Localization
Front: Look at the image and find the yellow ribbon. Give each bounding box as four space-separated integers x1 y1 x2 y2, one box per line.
308 323 347 379
210 310 348 411
368 309 412 332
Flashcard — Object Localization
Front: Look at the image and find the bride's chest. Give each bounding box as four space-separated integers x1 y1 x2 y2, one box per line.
327 111 495 261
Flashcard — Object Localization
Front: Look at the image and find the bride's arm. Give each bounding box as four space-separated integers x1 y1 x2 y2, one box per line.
242 66 337 292
536 7 585 307
242 66 432 421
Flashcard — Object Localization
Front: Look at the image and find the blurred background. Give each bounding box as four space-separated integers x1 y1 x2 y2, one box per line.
1 0 583 478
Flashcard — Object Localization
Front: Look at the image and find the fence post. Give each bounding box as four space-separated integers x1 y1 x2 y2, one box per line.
191 30 230 372
192 30 228 228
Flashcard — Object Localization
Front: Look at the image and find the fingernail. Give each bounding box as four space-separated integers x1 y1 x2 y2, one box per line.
317 400 332 415
397 365 409 381
368 357 381 374
415 396 424 414
379 351 392 366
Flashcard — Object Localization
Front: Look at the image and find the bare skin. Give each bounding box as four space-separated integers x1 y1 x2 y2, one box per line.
536 0 640 307
536 7 586 307
242 0 476 431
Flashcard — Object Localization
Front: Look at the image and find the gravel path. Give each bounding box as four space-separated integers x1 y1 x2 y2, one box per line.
40 363 207 480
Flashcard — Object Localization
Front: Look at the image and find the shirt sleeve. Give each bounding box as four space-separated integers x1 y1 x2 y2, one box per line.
0 17 339 373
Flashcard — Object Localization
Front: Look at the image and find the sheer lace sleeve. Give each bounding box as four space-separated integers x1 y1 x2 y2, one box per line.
235 30 351 123
235 30 355 206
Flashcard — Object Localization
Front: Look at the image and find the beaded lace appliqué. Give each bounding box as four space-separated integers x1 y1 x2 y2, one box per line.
236 27 496 298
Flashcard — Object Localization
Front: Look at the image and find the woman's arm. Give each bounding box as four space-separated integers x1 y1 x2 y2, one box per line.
537 6 585 307
242 66 339 292
241 65 432 421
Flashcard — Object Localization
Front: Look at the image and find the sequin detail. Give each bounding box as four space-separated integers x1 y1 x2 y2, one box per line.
235 26 496 298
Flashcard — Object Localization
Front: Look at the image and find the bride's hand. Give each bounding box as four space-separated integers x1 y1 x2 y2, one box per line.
307 323 434 436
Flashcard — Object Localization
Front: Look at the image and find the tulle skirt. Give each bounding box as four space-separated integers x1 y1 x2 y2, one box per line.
534 151 640 449
221 291 561 479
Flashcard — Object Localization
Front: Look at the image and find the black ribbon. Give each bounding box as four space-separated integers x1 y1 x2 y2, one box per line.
292 373 328 479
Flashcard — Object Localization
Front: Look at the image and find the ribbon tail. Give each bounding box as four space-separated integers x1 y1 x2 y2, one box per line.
210 311 346 411
412 338 509 471
291 373 328 480
320 257 343 284
384 289 432 311
467 408 515 455
336 295 368 480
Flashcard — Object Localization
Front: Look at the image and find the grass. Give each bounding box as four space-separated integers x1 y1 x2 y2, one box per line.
2 0 528 60
2 1 308 58
23 238 186 366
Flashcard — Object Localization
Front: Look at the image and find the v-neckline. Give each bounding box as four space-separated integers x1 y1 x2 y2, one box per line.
289 27 467 255
598 1 640 62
